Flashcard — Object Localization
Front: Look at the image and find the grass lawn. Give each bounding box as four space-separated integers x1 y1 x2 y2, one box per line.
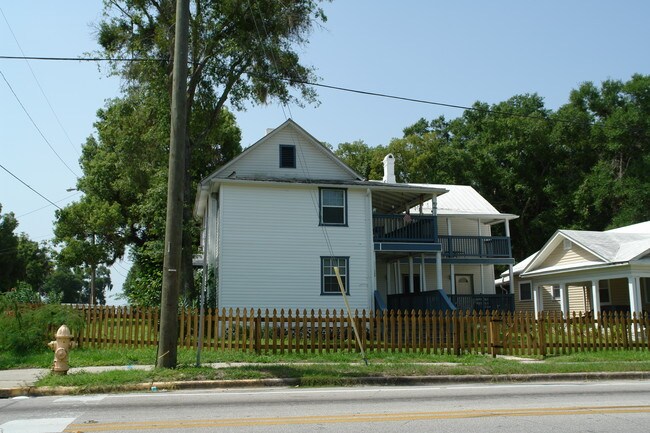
5 347 645 392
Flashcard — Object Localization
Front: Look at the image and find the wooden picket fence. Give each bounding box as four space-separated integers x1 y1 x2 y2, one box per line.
72 306 650 356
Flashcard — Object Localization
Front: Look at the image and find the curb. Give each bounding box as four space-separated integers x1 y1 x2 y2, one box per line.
3 371 650 398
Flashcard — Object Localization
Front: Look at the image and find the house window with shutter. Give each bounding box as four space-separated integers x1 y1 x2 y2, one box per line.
279 144 296 168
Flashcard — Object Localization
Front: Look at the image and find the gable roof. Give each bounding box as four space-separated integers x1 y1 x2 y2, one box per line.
200 118 363 184
521 222 650 277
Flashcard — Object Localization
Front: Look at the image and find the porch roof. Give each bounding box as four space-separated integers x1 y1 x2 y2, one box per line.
194 176 447 218
410 184 518 224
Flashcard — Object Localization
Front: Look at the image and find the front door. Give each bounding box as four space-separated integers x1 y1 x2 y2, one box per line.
455 274 474 295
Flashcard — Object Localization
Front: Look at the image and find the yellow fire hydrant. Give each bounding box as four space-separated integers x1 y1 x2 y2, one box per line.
48 325 76 375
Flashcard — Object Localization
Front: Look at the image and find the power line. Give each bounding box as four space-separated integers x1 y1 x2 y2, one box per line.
0 7 81 156
0 162 62 210
0 70 81 178
17 191 81 218
0 54 578 125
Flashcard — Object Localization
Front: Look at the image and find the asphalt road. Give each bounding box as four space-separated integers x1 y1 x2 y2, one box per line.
1 380 649 433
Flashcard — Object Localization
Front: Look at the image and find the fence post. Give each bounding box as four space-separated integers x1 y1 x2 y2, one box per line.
453 311 461 356
254 310 262 354
538 311 547 357
489 316 502 358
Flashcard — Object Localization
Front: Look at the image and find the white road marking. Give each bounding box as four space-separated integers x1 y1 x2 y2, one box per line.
54 395 106 403
105 380 650 399
0 418 75 433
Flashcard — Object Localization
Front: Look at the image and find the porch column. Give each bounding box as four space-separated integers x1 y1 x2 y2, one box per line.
533 284 543 319
408 256 414 293
628 276 642 315
386 262 391 295
395 261 402 294
450 264 456 295
479 264 485 294
436 251 443 291
420 253 427 291
505 220 514 294
591 280 601 318
559 283 568 318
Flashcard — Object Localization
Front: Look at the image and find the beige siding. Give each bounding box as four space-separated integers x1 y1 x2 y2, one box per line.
568 284 590 313
539 242 601 269
514 279 535 313
221 128 354 181
541 285 562 312
219 182 371 311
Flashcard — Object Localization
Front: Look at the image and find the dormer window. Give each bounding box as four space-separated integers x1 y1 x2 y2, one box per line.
279 144 296 168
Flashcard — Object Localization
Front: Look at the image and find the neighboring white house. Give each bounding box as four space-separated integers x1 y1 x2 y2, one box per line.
194 119 517 312
503 221 650 317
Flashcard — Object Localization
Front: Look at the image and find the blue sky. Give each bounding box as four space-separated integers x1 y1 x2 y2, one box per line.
1 1 648 302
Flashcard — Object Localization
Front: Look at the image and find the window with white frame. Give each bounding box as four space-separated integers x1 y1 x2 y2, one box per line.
519 281 532 301
320 188 347 225
321 257 349 295
598 280 611 304
552 285 561 300
642 278 650 304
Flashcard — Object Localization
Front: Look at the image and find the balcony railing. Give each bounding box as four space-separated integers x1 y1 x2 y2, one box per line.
439 235 511 258
373 214 436 243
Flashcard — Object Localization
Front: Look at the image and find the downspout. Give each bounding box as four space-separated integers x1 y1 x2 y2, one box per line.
366 188 376 311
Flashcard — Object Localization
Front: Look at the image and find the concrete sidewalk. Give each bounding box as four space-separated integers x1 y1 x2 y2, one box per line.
2 364 650 399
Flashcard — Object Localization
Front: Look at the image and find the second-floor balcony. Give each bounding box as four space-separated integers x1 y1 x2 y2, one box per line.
372 214 512 259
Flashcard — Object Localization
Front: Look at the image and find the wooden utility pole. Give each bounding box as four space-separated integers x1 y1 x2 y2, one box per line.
157 0 190 369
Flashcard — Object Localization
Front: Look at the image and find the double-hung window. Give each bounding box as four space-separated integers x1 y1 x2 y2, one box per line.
519 281 532 301
321 257 349 295
320 188 347 225
598 280 611 304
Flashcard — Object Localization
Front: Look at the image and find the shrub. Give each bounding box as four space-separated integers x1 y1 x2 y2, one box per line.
0 291 84 355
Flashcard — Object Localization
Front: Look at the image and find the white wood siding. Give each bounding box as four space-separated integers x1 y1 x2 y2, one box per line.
439 216 492 236
220 128 355 181
218 182 371 311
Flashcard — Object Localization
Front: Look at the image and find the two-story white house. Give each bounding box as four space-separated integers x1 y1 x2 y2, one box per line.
194 119 517 312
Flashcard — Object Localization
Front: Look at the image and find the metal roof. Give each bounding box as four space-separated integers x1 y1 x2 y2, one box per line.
410 184 518 222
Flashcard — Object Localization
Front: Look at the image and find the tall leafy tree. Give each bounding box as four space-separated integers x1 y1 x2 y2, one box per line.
54 196 123 305
568 74 650 229
72 0 330 303
0 205 20 291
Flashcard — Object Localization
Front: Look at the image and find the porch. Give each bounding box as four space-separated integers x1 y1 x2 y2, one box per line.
527 276 650 318
386 290 514 313
372 214 512 259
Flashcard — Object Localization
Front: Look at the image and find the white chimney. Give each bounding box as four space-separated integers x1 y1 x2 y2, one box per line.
382 153 396 183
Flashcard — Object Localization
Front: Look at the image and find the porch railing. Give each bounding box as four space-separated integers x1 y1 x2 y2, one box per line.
387 290 456 312
373 214 436 242
449 294 515 313
439 235 511 258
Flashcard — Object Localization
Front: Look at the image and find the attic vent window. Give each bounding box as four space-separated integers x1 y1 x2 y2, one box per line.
279 145 296 168
563 239 572 251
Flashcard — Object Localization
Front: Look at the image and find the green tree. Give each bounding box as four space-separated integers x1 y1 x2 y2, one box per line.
15 235 52 292
568 74 650 229
53 196 123 305
42 267 84 304
0 205 20 291
77 0 330 303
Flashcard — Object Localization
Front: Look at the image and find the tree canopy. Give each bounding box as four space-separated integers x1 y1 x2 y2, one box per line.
336 75 650 261
53 0 331 306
